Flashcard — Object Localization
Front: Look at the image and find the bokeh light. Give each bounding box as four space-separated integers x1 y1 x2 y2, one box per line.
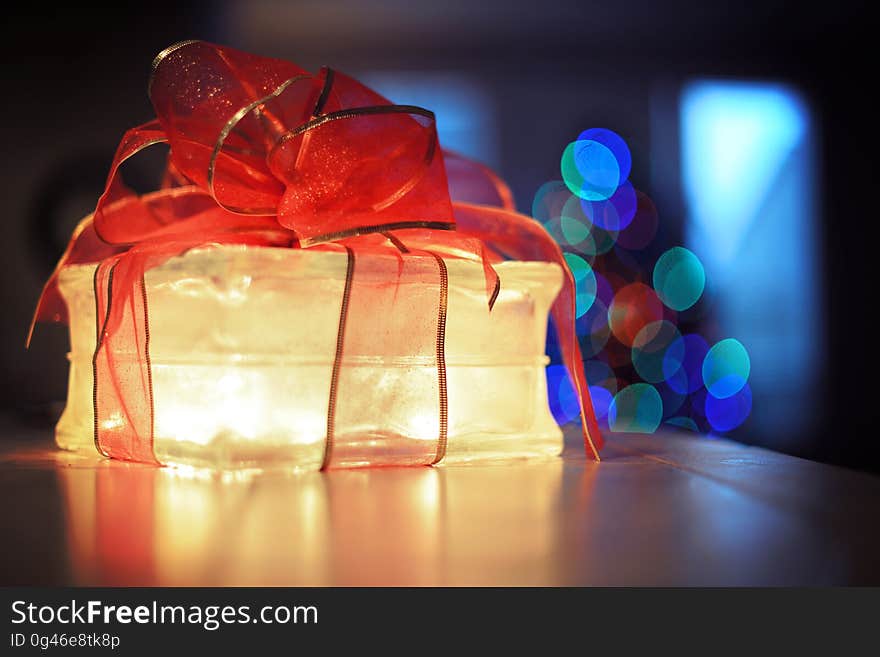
702 338 751 398
562 194 619 257
588 386 614 423
531 180 571 224
561 140 620 201
546 365 579 425
632 320 683 383
576 298 611 358
563 252 597 317
559 199 592 247
577 128 632 183
539 127 752 436
581 180 637 232
663 333 710 395
608 282 664 347
576 222 618 257
705 383 752 431
608 383 663 433
653 247 706 311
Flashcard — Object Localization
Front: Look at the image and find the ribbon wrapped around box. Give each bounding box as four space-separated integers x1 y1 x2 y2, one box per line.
31 41 602 469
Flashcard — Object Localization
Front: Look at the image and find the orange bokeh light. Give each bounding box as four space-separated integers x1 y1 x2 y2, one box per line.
608 282 664 347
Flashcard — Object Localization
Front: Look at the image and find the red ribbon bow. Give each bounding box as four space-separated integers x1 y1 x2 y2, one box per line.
31 40 602 464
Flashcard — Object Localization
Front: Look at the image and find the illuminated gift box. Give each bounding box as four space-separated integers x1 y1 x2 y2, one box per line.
55 245 565 469
33 41 603 469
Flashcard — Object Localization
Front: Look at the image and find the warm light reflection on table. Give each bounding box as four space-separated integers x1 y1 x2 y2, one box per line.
53 446 574 586
2 420 880 585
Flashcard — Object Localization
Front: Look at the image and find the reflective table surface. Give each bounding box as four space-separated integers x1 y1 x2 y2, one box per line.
2 412 879 586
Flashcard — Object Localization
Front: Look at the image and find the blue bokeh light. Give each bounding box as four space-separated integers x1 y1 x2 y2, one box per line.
546 365 579 425
702 338 750 399
705 383 753 432
589 385 614 421
581 180 638 232
577 127 632 183
664 333 710 395
561 140 620 201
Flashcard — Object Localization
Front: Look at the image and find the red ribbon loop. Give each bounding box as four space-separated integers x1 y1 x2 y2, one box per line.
147 42 455 244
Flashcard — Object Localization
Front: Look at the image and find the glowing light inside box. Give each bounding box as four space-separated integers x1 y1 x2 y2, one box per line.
55 246 567 470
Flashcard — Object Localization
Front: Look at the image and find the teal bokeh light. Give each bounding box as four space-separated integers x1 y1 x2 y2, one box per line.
608 383 663 433
702 338 751 398
577 128 632 183
564 253 597 317
705 383 753 432
653 247 706 311
632 320 682 384
560 194 592 246
531 180 571 224
561 140 620 202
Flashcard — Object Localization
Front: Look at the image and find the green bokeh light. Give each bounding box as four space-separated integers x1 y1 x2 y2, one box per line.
702 338 750 398
560 140 620 202
632 320 683 383
608 383 663 433
563 253 597 317
653 247 706 311
559 195 592 246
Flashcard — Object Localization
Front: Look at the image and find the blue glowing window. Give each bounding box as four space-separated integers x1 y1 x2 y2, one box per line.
680 81 821 441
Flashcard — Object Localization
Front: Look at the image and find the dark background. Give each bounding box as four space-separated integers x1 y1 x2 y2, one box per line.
0 1 876 470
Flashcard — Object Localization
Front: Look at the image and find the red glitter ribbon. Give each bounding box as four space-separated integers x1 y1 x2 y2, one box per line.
30 41 602 464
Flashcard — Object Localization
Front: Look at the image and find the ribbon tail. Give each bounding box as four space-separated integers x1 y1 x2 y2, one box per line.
553 263 603 461
93 253 157 464
451 201 604 460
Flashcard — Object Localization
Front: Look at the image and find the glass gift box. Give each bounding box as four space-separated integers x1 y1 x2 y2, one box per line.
55 244 565 470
